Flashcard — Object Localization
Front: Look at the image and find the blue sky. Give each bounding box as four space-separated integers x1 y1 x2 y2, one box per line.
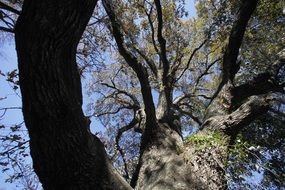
0 42 22 189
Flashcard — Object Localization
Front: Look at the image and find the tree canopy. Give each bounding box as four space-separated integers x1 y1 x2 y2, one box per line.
0 0 284 189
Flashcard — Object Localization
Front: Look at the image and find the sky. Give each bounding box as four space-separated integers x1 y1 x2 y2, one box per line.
0 1 197 189
0 42 22 189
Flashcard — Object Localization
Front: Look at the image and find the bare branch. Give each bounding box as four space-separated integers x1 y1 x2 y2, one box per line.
142 3 160 56
154 0 169 74
0 1 20 15
175 39 207 82
0 140 29 156
101 82 140 108
103 0 156 122
193 58 221 89
0 106 21 118
0 106 21 111
0 26 14 33
94 106 132 117
114 118 139 180
173 104 202 125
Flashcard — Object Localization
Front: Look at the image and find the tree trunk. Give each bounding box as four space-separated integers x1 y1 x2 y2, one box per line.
131 93 270 190
15 0 131 189
131 120 229 190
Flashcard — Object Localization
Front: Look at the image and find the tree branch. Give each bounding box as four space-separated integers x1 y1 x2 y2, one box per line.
202 95 271 135
231 50 285 106
101 82 140 108
114 118 139 180
222 0 258 82
175 39 207 82
209 0 258 104
0 1 20 15
231 73 284 106
142 3 160 56
0 140 29 156
173 104 202 125
94 106 133 117
193 58 220 89
154 0 169 75
103 0 156 123
0 26 14 33
134 47 158 77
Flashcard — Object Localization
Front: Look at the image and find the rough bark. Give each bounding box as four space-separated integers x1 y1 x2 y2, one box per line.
132 94 270 190
132 121 186 189
15 0 131 189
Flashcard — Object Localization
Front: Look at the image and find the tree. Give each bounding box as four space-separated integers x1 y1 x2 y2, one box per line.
0 0 284 189
13 0 130 189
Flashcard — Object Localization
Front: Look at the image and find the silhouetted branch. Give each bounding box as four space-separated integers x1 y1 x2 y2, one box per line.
0 140 29 156
0 1 20 15
175 39 207 82
0 26 14 33
103 0 157 123
113 118 139 179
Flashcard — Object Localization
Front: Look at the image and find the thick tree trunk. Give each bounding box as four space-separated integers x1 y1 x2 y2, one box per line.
132 94 270 190
15 0 131 189
131 121 229 190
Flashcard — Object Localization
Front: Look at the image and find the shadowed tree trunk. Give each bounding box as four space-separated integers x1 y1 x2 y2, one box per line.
15 0 131 189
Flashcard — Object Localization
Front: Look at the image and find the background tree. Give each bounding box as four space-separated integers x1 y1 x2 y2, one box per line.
0 0 284 189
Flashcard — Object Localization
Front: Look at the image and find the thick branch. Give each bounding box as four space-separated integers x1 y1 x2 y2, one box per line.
231 51 285 106
134 47 158 77
153 0 174 115
222 0 258 82
202 96 270 135
210 0 258 104
231 73 284 107
103 0 156 123
15 0 131 189
154 0 169 75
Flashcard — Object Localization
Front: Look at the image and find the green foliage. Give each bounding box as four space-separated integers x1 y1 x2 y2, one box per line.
185 131 228 151
228 134 251 162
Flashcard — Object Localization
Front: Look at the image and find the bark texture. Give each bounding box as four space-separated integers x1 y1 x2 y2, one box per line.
132 95 269 190
133 122 229 190
15 0 131 189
